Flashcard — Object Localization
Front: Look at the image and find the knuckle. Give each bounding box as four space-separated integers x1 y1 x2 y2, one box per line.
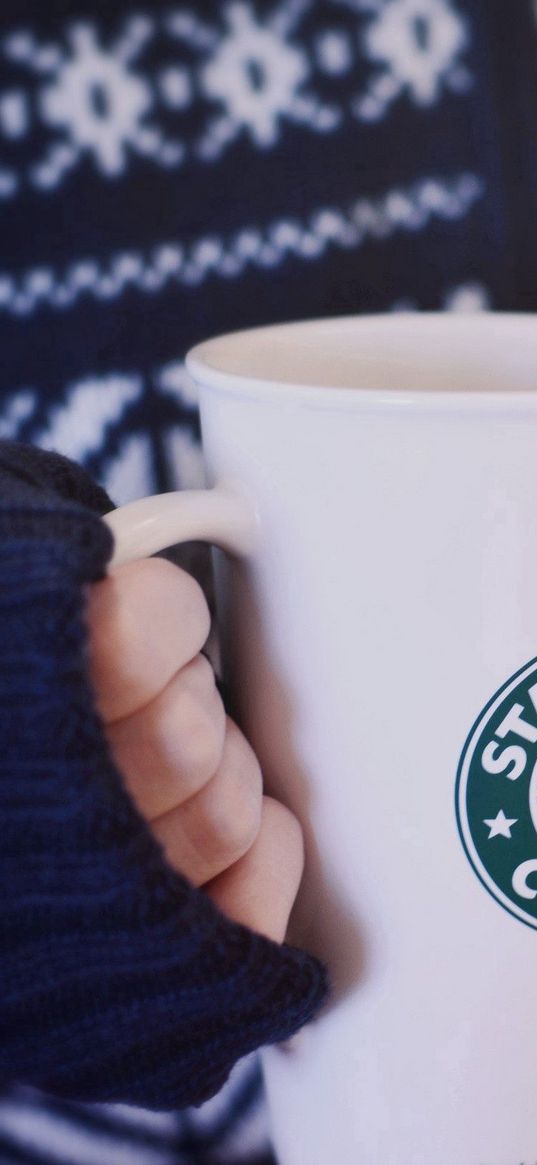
131 557 211 644
118 556 179 601
210 800 259 865
263 796 304 857
175 571 211 644
205 722 263 862
175 683 225 783
226 717 264 807
185 652 218 697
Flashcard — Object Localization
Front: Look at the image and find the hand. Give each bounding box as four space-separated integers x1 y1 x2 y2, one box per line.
86 557 304 943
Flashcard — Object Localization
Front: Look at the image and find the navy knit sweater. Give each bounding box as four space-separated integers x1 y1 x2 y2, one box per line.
0 439 327 1110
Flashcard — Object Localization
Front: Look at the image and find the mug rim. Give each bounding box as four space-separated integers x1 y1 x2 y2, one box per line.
186 312 537 413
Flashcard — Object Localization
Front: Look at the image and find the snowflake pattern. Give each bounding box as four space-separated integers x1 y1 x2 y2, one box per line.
0 0 472 197
40 24 154 178
200 4 309 149
3 15 184 190
352 0 470 121
193 1 338 158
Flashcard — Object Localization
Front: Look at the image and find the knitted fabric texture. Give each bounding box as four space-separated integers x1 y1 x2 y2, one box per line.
0 442 328 1111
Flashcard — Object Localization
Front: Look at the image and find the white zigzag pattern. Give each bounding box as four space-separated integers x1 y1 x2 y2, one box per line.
0 174 483 317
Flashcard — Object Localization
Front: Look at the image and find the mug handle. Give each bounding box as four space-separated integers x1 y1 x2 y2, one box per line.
103 482 258 568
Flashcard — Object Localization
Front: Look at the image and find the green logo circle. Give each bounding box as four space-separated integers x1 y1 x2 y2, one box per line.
456 657 537 929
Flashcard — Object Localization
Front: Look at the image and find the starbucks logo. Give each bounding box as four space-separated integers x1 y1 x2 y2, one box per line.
456 657 537 929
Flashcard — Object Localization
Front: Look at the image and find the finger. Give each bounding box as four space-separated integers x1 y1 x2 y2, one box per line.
204 797 305 943
86 558 211 723
107 654 227 820
151 717 263 886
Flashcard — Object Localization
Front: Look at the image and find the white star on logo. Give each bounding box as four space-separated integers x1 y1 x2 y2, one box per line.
483 810 518 840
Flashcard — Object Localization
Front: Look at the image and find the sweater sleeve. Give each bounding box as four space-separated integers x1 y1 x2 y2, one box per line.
0 441 328 1111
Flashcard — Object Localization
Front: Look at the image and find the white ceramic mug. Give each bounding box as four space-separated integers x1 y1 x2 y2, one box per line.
105 313 537 1165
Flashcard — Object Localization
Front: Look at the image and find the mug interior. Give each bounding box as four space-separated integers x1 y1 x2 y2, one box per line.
187 314 537 398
